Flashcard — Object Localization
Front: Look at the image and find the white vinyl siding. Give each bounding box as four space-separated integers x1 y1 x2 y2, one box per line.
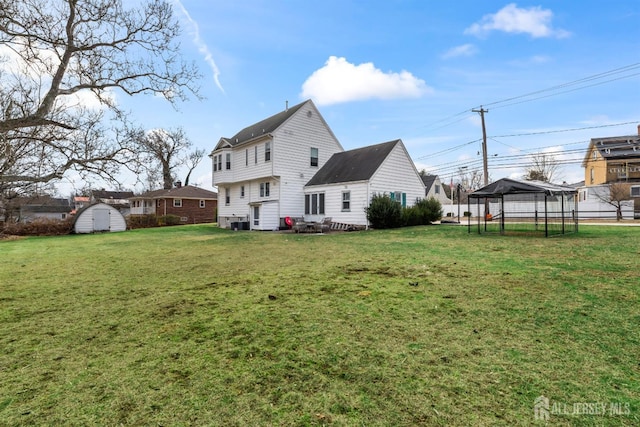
369 143 424 209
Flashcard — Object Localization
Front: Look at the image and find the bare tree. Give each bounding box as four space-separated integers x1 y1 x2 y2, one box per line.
523 153 561 183
184 148 205 186
592 182 632 221
0 0 201 196
135 127 202 190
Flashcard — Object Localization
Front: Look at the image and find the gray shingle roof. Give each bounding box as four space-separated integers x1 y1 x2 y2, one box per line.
305 140 400 186
421 174 437 192
582 133 640 166
221 100 308 147
132 185 218 200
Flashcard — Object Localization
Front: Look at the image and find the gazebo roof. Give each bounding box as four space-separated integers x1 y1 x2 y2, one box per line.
469 178 577 198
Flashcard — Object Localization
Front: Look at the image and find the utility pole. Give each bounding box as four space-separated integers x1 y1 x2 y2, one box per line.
472 106 489 186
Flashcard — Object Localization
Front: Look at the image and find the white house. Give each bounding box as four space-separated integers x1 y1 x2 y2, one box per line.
211 101 428 230
304 140 426 226
210 100 343 230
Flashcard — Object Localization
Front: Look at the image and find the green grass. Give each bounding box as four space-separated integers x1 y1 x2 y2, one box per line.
1 225 639 426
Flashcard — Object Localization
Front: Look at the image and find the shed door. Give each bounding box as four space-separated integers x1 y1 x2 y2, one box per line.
94 209 110 231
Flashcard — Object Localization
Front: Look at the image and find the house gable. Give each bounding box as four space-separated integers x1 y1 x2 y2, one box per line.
582 131 640 186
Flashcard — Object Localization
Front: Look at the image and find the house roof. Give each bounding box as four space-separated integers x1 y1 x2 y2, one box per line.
131 185 218 200
582 133 640 166
215 100 309 149
305 140 400 186
421 174 437 192
92 190 135 199
469 178 577 198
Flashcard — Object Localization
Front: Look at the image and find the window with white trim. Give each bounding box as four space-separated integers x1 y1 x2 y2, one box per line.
342 191 351 211
173 199 182 207
225 187 230 206
245 149 248 166
199 200 205 208
310 147 318 167
305 193 325 215
254 146 258 164
265 142 271 162
240 185 245 198
260 182 270 197
226 153 231 170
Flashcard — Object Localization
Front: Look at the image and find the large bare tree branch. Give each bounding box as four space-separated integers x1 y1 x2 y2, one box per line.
0 0 201 197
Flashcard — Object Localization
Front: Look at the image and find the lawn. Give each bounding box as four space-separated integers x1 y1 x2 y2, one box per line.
1 224 638 426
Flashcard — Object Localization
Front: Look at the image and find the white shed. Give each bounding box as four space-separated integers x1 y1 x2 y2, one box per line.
73 203 127 234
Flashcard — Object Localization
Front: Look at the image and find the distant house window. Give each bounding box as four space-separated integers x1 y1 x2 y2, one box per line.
225 187 230 206
173 199 182 207
590 168 594 184
342 191 351 211
304 193 325 215
213 155 217 172
245 149 248 166
199 200 205 208
390 191 406 207
260 182 270 197
254 146 258 164
240 185 245 198
631 186 640 197
217 155 222 171
593 151 597 160
435 184 440 194
157 199 162 208
226 153 231 170
310 147 318 167
265 142 271 162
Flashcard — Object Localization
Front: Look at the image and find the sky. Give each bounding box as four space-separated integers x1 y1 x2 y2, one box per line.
99 0 640 193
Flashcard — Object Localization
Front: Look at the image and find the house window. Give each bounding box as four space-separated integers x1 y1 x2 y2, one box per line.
173 199 182 207
310 147 318 167
305 193 325 215
245 149 248 166
593 151 597 160
342 191 351 211
240 185 245 198
226 153 231 170
390 191 407 207
255 146 258 164
213 154 217 172
631 186 640 197
590 168 594 184
260 182 270 197
157 199 162 208
217 155 222 171
265 142 271 162
199 200 205 208
435 184 440 194
225 187 230 206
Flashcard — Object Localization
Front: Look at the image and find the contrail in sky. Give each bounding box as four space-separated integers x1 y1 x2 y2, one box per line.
173 0 225 94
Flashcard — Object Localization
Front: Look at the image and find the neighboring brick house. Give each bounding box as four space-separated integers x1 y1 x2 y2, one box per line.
129 185 218 224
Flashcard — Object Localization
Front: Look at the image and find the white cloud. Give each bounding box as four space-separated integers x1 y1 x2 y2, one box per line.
173 0 225 94
300 56 431 106
442 44 478 59
465 3 570 38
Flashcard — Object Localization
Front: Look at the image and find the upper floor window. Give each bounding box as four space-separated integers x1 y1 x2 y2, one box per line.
631 186 640 197
217 155 222 171
240 185 245 198
173 199 182 208
265 142 271 162
226 153 231 170
342 191 351 211
593 151 597 160
245 149 248 166
435 184 440 194
213 154 217 172
199 200 206 208
310 147 318 167
590 168 594 184
254 146 258 164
